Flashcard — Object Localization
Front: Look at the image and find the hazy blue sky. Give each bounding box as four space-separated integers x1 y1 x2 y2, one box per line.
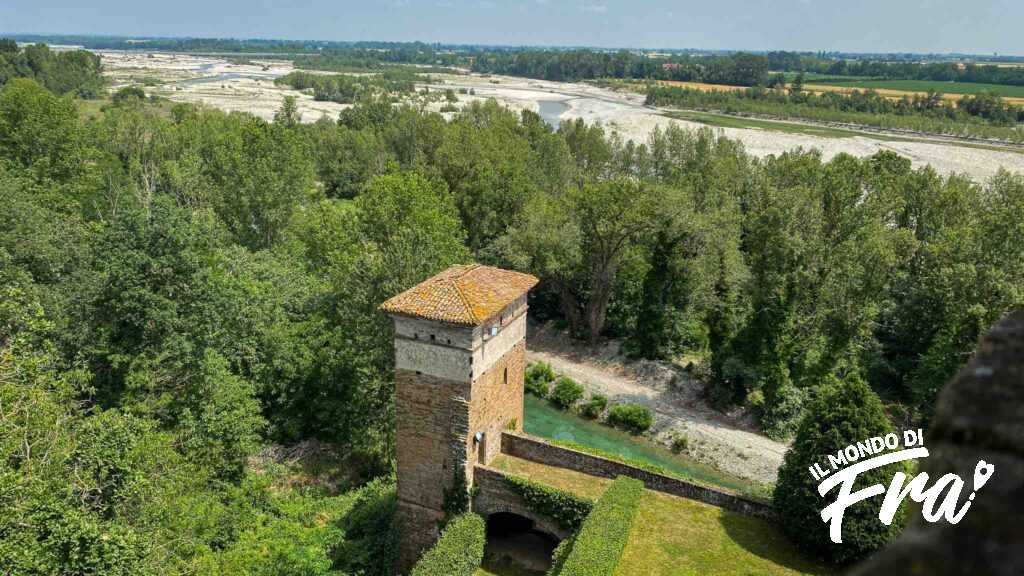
4 0 1022 54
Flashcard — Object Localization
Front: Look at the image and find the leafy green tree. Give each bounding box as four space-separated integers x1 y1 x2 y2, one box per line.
0 78 84 182
774 375 909 564
274 95 301 127
435 100 541 254
206 116 317 249
179 350 266 480
503 177 669 342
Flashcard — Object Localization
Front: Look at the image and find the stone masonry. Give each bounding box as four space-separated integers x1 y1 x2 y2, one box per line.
380 265 538 573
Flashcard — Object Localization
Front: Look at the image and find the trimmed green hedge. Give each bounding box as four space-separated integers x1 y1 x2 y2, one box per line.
503 474 594 531
550 476 644 576
409 513 485 576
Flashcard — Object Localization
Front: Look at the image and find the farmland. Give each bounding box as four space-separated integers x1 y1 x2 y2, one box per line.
804 78 1024 102
658 77 1024 104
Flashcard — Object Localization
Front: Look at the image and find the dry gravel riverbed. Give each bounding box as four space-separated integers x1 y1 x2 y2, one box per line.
98 51 1023 181
526 323 787 486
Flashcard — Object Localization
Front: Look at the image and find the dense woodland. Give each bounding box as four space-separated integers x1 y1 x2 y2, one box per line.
0 40 105 98
1 39 1023 573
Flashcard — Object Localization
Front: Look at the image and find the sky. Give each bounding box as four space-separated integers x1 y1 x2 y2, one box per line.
3 0 1022 55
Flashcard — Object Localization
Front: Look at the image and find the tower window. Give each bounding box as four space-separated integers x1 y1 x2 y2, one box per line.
503 367 508 385
430 334 436 341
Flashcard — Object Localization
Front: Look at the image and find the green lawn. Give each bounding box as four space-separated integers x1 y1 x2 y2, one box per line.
483 454 834 576
524 395 770 499
490 453 610 499
616 491 836 576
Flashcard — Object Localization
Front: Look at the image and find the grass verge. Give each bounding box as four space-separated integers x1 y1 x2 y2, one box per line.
615 491 836 576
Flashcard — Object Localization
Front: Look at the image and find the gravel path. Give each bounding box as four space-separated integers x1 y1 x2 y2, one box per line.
526 323 787 486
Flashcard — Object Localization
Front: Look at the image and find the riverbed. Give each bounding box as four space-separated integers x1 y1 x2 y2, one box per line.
97 51 1024 181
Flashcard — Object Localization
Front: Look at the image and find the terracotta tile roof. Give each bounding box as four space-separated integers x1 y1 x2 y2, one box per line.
380 264 538 325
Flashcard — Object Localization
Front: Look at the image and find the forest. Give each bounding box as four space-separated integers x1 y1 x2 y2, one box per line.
1 38 1023 574
0 40 105 98
470 50 769 85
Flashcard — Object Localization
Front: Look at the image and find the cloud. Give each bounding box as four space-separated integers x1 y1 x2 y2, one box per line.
581 1 607 13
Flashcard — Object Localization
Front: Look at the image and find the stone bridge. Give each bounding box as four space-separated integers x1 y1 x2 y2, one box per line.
471 465 573 541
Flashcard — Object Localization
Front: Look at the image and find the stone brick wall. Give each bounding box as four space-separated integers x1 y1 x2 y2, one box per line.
394 368 471 572
501 432 775 520
467 341 525 468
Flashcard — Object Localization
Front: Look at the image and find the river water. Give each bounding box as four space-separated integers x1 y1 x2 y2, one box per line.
538 100 569 129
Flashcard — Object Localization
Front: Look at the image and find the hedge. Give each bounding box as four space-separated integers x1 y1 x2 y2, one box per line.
409 513 485 576
503 474 594 531
550 476 644 576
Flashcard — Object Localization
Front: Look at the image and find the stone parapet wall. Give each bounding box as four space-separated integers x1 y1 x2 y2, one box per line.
501 432 775 520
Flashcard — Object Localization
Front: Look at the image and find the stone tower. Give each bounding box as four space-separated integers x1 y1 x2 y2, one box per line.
380 264 538 571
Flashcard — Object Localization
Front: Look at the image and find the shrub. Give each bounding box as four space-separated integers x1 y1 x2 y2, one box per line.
112 85 147 104
525 362 555 398
606 404 653 434
550 377 585 410
773 375 909 564
409 513 485 576
504 475 594 531
579 394 608 419
669 432 689 454
550 476 644 576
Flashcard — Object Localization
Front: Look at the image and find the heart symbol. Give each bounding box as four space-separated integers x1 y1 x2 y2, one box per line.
974 460 995 491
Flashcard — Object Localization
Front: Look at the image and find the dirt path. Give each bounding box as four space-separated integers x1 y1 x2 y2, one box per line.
526 323 787 486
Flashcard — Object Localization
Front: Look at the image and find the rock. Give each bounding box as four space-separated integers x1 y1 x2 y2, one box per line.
850 310 1024 576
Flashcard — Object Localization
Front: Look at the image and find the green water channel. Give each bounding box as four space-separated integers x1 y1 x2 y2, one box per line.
522 394 768 499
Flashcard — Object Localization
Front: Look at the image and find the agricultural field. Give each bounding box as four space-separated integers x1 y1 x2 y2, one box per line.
657 77 1024 103
804 78 1024 102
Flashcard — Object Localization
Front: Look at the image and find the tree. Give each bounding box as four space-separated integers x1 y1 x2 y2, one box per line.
206 116 317 249
282 172 470 469
774 375 909 564
789 72 805 96
712 152 912 438
503 177 668 343
435 100 541 254
0 78 84 182
274 95 301 127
